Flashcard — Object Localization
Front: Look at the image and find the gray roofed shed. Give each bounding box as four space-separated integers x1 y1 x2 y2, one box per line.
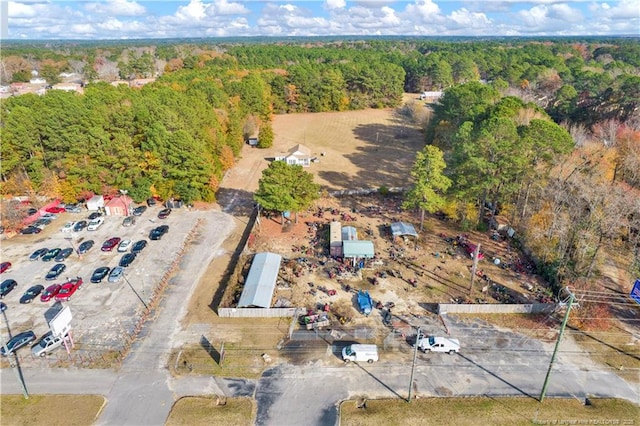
390 222 418 238
237 252 282 308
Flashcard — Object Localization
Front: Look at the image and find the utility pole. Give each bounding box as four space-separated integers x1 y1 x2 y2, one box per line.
540 289 574 402
469 243 481 298
0 313 29 399
408 327 420 402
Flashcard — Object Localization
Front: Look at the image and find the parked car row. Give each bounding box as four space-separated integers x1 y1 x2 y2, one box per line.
1 329 70 357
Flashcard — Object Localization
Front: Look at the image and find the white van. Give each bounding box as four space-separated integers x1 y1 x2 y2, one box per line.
342 344 379 363
416 336 460 354
87 217 104 231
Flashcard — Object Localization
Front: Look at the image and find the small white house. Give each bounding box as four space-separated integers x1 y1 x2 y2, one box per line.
86 195 105 211
275 144 316 167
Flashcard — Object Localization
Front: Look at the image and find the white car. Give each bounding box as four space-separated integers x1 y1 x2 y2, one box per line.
61 221 76 232
31 332 66 357
117 239 132 252
87 217 104 231
42 213 58 220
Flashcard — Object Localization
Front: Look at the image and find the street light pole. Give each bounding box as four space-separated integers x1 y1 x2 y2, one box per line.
408 326 420 402
1 311 29 399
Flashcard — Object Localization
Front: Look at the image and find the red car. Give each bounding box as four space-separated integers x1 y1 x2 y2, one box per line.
55 277 83 301
0 262 11 273
101 237 121 252
46 206 66 214
41 284 61 302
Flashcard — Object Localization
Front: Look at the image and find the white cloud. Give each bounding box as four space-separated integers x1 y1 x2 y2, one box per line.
211 0 249 16
84 0 146 17
448 8 492 29
595 0 640 19
175 0 210 22
405 0 441 20
325 0 346 10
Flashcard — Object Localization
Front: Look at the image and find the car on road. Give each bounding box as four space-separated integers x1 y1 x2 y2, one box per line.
158 208 171 219
46 206 66 214
78 240 94 254
88 212 102 220
119 253 137 268
1 331 36 356
26 207 38 216
45 263 67 280
42 248 62 262
149 225 169 240
108 266 124 282
61 221 76 232
146 197 157 207
131 240 148 254
31 331 66 357
122 216 136 227
132 205 147 216
29 248 49 261
91 267 110 283
55 277 83 301
0 262 11 273
41 284 61 302
0 279 18 298
416 336 460 354
42 213 58 221
87 217 104 231
101 237 121 252
19 285 45 304
21 226 42 235
73 220 87 232
117 239 132 252
54 248 74 262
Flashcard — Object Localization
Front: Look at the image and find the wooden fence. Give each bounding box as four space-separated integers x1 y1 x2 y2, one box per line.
218 307 300 318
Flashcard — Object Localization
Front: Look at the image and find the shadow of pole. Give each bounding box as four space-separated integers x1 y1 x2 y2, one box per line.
458 353 538 400
355 362 406 401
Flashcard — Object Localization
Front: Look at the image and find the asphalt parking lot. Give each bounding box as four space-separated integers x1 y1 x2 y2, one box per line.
1 205 207 360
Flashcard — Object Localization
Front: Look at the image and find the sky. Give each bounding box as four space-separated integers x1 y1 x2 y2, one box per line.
2 0 639 40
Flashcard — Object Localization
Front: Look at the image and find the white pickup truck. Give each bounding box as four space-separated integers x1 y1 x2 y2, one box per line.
416 336 460 354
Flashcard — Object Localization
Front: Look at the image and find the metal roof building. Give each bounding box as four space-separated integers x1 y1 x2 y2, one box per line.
342 226 358 241
343 240 375 258
390 222 419 238
237 252 282 308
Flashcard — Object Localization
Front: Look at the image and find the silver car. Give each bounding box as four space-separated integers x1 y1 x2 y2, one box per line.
31 332 66 357
108 266 124 283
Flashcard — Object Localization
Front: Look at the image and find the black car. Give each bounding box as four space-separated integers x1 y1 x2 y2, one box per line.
132 205 147 216
149 225 169 240
78 240 94 254
54 248 74 262
90 267 110 283
27 207 38 216
0 279 18 298
1 331 36 356
158 208 171 219
73 220 87 232
88 212 102 220
19 285 45 304
119 253 137 268
21 226 42 235
146 197 157 207
29 248 49 261
42 248 61 262
131 240 148 254
45 263 66 280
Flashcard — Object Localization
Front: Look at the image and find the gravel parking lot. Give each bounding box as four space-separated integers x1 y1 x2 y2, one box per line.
1 205 229 362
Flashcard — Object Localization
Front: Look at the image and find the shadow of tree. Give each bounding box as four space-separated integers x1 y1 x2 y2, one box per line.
317 119 424 191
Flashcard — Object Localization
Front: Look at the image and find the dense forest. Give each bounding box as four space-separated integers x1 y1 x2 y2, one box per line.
1 38 639 285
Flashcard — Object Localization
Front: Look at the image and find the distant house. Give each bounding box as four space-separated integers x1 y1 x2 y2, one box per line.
104 195 134 216
274 144 316 167
51 83 83 93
